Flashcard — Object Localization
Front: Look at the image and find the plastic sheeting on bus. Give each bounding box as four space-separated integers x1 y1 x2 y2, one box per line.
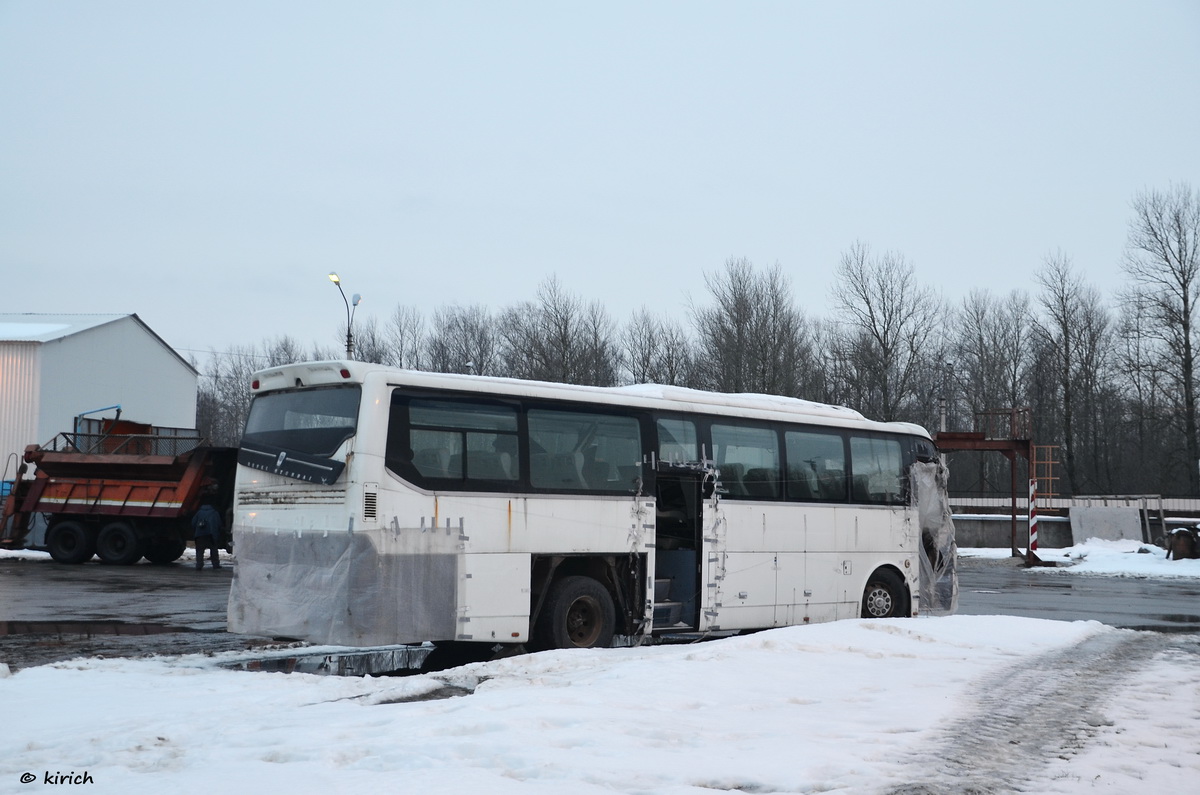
227 526 459 647
912 461 958 616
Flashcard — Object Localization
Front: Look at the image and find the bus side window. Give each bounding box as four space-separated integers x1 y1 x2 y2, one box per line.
711 423 779 499
849 436 903 504
529 409 640 492
785 430 846 502
411 430 461 479
390 395 519 485
657 418 698 463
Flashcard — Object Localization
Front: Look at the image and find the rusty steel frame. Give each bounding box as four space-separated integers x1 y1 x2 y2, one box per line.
934 408 1053 567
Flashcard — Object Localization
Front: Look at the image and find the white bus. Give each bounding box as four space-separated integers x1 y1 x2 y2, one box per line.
228 361 943 661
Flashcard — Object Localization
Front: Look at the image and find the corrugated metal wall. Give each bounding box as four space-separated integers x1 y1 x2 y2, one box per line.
0 342 41 479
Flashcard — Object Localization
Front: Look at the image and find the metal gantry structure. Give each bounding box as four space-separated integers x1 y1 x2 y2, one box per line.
935 408 1055 566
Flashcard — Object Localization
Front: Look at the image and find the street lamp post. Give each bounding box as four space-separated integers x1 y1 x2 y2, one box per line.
328 272 361 359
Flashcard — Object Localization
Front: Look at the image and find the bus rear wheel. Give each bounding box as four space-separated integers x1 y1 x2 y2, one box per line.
861 568 909 618
96 521 142 565
46 520 94 564
536 575 616 650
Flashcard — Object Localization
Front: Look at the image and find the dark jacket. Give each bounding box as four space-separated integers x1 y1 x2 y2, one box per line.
191 504 223 539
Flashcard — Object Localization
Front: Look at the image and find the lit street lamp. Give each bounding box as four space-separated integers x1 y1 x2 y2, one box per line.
328 272 361 359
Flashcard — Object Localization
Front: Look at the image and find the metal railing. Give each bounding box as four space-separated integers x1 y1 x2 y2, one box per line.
39 432 205 458
972 408 1033 440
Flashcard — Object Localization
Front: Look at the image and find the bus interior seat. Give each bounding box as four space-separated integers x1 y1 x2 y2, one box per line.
819 472 846 500
787 467 814 500
533 451 586 488
470 451 511 480
581 449 613 488
414 447 452 478
852 475 871 502
743 468 778 498
718 464 746 496
492 436 518 479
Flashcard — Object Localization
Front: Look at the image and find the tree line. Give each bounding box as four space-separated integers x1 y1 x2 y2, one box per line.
197 183 1200 498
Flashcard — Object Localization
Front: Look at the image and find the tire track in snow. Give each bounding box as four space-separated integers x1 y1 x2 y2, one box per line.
886 630 1185 794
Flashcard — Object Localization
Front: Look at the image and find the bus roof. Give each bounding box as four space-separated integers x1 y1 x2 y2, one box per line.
250 360 933 440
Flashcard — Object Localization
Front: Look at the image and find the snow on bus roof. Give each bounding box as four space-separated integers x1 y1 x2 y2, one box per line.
256 361 932 438
613 383 864 420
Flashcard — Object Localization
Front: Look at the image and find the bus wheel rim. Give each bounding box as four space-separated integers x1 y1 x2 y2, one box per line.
866 585 893 617
566 596 601 646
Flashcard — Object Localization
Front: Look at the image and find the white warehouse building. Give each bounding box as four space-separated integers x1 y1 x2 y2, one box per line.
0 313 197 479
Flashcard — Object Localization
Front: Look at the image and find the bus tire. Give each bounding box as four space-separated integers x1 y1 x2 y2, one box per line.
536 575 616 650
143 532 186 564
861 568 909 619
46 520 94 564
96 521 142 565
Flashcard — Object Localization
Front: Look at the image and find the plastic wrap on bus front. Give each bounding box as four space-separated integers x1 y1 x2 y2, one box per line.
912 461 958 615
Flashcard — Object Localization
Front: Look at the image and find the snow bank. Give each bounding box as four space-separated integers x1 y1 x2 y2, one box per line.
1 617 1114 794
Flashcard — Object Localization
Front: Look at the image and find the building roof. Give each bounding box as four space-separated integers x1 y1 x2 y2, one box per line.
0 313 197 375
0 313 130 343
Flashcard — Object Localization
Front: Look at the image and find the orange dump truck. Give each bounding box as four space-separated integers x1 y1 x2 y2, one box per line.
0 425 236 565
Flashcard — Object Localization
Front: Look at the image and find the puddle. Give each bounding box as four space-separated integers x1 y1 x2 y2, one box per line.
1147 613 1200 624
376 684 477 703
222 645 432 677
0 620 194 637
1125 614 1200 634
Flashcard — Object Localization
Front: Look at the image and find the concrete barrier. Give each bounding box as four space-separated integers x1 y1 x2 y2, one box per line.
953 514 1071 549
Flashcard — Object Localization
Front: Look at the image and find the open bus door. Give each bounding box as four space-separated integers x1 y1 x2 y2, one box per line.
652 462 720 634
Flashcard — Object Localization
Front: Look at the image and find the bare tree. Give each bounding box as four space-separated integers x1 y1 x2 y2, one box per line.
348 316 391 365
577 300 620 386
195 337 304 446
1122 182 1200 493
619 308 695 386
692 257 814 396
383 305 426 370
657 316 695 387
1034 252 1114 495
497 276 620 386
951 289 1035 428
621 309 659 385
425 305 498 375
1113 294 1171 491
830 243 942 421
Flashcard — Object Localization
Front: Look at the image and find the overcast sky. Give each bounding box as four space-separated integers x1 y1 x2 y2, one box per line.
2 1 1198 360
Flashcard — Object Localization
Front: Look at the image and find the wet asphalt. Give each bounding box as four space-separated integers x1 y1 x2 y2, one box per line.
2 552 1198 671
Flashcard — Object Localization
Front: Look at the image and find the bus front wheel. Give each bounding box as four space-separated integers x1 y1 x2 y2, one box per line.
536 575 616 650
861 568 909 619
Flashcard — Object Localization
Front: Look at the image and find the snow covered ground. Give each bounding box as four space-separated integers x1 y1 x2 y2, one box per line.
2 540 1199 794
961 536 1200 578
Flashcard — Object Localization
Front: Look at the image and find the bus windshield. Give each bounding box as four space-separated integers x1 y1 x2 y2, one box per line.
242 386 361 457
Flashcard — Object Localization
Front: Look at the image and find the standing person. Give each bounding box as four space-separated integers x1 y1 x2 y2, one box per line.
191 498 223 570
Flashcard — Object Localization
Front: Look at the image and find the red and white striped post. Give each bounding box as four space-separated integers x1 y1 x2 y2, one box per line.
1028 478 1039 553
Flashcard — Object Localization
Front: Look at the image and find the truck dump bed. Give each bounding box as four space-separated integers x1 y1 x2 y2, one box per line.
0 429 237 565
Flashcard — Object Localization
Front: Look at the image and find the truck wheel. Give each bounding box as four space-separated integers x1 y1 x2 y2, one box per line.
861 568 910 618
96 521 142 565
143 533 186 564
534 575 616 650
47 521 94 564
